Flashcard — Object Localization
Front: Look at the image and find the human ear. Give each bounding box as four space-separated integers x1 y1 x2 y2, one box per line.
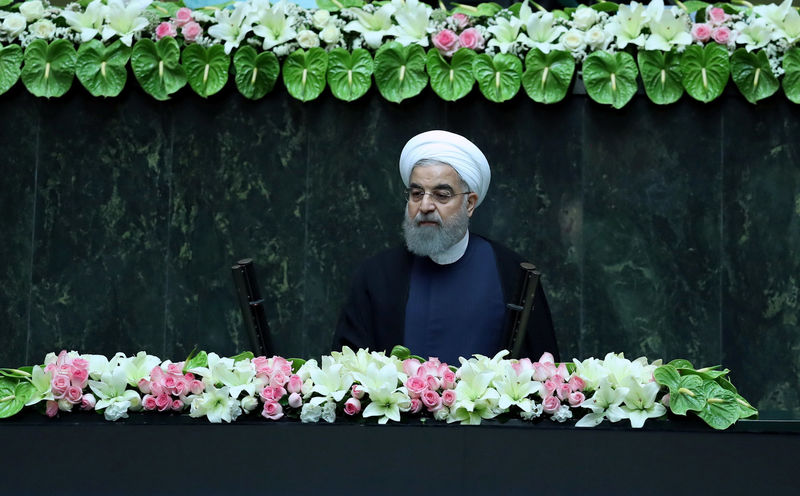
466 193 478 217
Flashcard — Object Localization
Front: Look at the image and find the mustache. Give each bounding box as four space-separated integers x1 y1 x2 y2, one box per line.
414 212 442 226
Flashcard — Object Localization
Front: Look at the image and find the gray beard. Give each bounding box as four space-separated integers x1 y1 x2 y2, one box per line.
402 203 470 257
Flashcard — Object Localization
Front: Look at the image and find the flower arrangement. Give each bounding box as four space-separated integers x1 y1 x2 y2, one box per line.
0 345 758 430
0 0 799 105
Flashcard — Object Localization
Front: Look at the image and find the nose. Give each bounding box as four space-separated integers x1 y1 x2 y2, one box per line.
419 193 437 212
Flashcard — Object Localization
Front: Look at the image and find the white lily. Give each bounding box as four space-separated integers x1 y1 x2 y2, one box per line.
24 365 54 406
572 356 608 391
214 358 262 398
119 351 161 387
448 357 500 425
344 4 396 49
189 352 234 386
734 18 774 52
89 367 142 421
520 12 567 54
356 362 408 424
189 384 242 423
620 377 666 428
575 378 629 427
388 0 434 47
250 0 297 51
644 6 692 51
61 0 107 43
207 1 254 54
494 361 539 412
754 0 793 29
487 16 525 54
779 8 800 42
310 356 353 402
101 0 152 47
83 352 126 380
755 0 800 42
605 1 649 49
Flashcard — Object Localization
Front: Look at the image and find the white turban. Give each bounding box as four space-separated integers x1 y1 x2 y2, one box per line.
399 130 491 207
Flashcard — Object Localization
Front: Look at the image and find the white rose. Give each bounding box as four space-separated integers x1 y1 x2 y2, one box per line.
19 1 45 22
240 395 258 413
312 9 331 30
585 26 607 50
319 25 341 45
561 29 585 51
30 19 56 40
296 29 320 49
1 13 27 39
300 403 322 423
572 5 599 30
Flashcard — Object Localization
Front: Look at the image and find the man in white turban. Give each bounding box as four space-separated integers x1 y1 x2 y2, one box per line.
333 131 558 364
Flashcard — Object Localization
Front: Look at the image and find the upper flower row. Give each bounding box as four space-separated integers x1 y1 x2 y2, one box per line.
1 0 799 66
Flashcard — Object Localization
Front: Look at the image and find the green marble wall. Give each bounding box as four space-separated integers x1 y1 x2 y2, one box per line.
1 84 798 418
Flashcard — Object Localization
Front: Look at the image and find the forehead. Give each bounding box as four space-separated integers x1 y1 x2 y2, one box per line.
409 163 461 187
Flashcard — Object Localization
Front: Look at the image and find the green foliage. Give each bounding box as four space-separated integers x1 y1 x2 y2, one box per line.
233 46 279 100
315 0 364 12
148 1 181 18
230 351 255 363
183 350 208 372
590 1 620 12
426 48 475 102
0 377 34 419
473 53 522 103
282 47 328 102
289 358 306 373
182 43 230 98
731 48 779 104
327 48 373 102
374 42 427 103
522 49 575 104
131 37 187 101
0 44 23 96
582 50 638 109
390 345 411 360
680 1 711 14
75 40 131 98
681 43 730 103
782 48 800 103
21 39 76 98
637 50 683 105
451 2 504 17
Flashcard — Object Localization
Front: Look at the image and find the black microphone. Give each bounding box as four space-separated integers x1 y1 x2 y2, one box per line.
505 262 540 359
231 258 273 357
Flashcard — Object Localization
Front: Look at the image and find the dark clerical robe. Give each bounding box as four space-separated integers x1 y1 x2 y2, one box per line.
333 233 560 363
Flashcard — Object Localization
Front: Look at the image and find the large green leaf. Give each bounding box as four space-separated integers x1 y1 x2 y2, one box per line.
473 53 522 103
696 381 740 430
131 37 187 101
0 44 23 96
327 48 373 102
782 47 800 103
452 2 503 17
75 40 130 98
667 374 706 415
282 47 328 102
182 43 230 98
637 50 683 105
667 358 694 369
582 50 638 109
730 48 778 104
590 2 619 12
315 0 363 12
522 48 574 104
148 1 180 17
682 1 711 13
681 43 730 103
0 378 34 419
233 46 279 100
653 365 680 391
21 39 76 98
374 42 427 103
426 48 475 102
733 393 758 419
183 350 208 374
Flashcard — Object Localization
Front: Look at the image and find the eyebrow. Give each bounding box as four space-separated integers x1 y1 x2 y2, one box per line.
409 183 456 192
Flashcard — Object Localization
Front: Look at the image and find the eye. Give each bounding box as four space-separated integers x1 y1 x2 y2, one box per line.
409 188 425 201
433 190 454 202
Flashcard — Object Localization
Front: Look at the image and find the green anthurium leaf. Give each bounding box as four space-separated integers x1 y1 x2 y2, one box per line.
0 44 23 95
315 0 363 12
473 53 522 103
637 50 683 105
715 375 738 394
782 47 800 103
374 42 427 103
131 37 187 101
522 48 574 104
582 50 638 108
667 374 706 415
183 350 208 373
668 358 694 369
182 43 230 98
696 381 740 430
591 1 620 12
75 40 130 98
681 43 730 103
282 47 328 102
148 1 181 18
289 358 306 373
0 377 34 419
678 366 730 381
426 48 475 102
730 48 778 104
681 1 711 13
230 351 255 363
21 39 76 98
0 0 12 6
452 3 503 17
390 345 411 360
327 47 373 102
733 394 758 419
233 46 279 100
653 365 680 391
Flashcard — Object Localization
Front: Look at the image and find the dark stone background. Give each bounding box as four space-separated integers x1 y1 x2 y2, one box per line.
1 81 798 419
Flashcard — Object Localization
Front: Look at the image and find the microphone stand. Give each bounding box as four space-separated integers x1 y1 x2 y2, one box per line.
506 262 540 359
231 258 273 357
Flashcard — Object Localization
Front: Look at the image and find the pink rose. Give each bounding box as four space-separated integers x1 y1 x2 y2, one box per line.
189 380 204 395
410 398 423 414
661 393 671 407
442 370 456 389
270 371 287 387
405 376 428 399
344 398 362 416
556 383 572 401
568 391 585 407
70 368 88 388
402 359 421 377
425 374 441 391
166 363 182 375
155 22 177 41
458 28 484 51
273 356 292 376
441 389 456 407
351 384 365 400
288 392 303 408
172 380 187 397
543 379 557 397
712 26 731 45
555 363 568 378
65 385 83 404
155 393 171 412
691 23 712 43
72 357 89 370
253 356 269 374
174 7 193 27
453 13 470 30
181 22 202 43
432 29 460 57
183 372 194 381
51 375 70 398
149 382 164 397
568 376 585 392
543 395 561 414
138 378 151 394
163 376 177 391
46 400 59 417
286 374 303 394
80 393 96 411
421 390 442 412
259 386 285 402
708 7 728 26
262 401 283 420
538 352 555 364
171 399 184 411
142 394 157 410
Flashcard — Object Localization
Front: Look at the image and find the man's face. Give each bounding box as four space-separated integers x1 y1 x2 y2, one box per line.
402 163 479 257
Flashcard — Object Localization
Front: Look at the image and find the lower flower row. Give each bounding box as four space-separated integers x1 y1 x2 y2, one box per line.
0 346 757 430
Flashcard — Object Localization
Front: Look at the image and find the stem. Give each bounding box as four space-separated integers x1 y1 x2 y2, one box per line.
0 395 15 403
3 369 30 377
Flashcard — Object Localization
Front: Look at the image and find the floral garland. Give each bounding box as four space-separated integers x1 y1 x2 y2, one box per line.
0 0 799 105
0 346 758 430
